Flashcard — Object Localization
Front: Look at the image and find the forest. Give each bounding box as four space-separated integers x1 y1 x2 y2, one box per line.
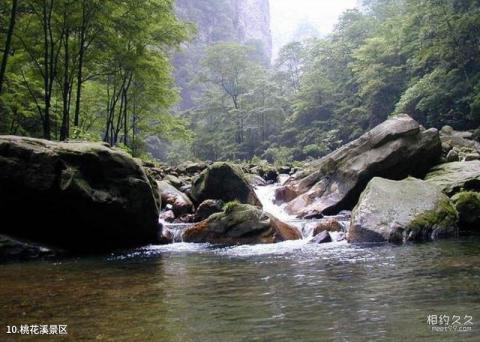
1 0 480 164
0 0 191 157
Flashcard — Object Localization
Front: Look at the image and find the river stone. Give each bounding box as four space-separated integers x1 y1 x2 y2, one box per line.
182 203 301 245
184 161 208 174
190 162 261 207
284 115 441 217
159 210 176 223
310 231 332 244
0 235 60 262
309 218 343 236
195 199 224 222
348 177 458 244
157 180 194 217
274 185 297 204
0 136 160 252
446 148 460 162
425 161 480 196
451 192 480 233
164 174 184 189
440 126 480 153
246 173 267 187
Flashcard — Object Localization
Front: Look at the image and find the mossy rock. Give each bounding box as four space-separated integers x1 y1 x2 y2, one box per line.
451 191 480 233
407 198 459 241
0 136 160 252
425 161 480 195
183 203 301 245
191 162 261 207
349 177 458 244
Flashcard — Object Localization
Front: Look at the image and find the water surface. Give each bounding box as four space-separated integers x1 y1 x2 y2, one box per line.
0 237 479 341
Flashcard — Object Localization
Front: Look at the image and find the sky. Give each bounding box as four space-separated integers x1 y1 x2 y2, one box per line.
270 0 359 57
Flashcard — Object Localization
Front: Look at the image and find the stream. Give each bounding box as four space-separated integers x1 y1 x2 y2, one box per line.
0 184 479 341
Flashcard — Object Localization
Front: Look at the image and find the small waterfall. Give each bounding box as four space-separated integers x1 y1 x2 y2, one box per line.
254 183 350 241
254 184 294 222
158 182 350 244
159 217 193 243
254 183 312 239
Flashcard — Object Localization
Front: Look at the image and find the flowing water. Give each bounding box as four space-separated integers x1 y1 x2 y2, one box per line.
0 185 479 341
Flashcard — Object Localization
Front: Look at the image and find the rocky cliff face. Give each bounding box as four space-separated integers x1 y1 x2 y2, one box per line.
234 0 272 60
174 0 272 109
176 0 271 56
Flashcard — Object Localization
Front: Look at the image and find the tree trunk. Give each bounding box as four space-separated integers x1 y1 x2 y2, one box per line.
0 0 18 95
60 28 71 141
131 93 137 156
74 1 89 127
123 90 128 145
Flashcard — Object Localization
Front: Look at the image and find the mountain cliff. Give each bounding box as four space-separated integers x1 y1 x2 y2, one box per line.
174 0 272 109
234 0 272 59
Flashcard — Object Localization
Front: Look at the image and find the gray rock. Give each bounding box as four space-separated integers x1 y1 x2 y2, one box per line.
465 152 480 161
246 173 267 187
164 174 184 189
284 115 442 217
310 231 332 244
451 192 480 233
0 136 160 252
274 185 297 204
440 126 480 152
183 203 301 245
183 161 208 174
306 218 343 237
157 181 194 217
425 161 480 196
446 149 460 162
191 162 261 207
0 235 61 262
195 199 224 221
348 177 458 244
159 210 175 223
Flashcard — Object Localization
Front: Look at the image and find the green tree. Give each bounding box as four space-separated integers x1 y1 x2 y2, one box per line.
0 0 18 95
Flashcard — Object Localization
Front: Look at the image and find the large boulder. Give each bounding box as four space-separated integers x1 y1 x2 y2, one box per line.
156 180 194 217
191 162 261 206
283 115 441 217
182 203 301 245
0 136 161 252
425 161 480 196
348 177 458 243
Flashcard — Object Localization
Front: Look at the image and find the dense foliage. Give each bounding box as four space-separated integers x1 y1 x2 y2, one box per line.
182 0 480 164
0 0 190 156
2 0 480 164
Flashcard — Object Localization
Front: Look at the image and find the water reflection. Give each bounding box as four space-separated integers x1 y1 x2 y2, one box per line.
0 238 479 341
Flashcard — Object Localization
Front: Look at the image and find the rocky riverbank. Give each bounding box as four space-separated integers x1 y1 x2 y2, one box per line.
140 114 480 245
1 114 479 261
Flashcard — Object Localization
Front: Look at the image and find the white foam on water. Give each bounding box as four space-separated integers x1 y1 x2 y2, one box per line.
215 238 349 258
149 182 350 257
254 183 296 222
